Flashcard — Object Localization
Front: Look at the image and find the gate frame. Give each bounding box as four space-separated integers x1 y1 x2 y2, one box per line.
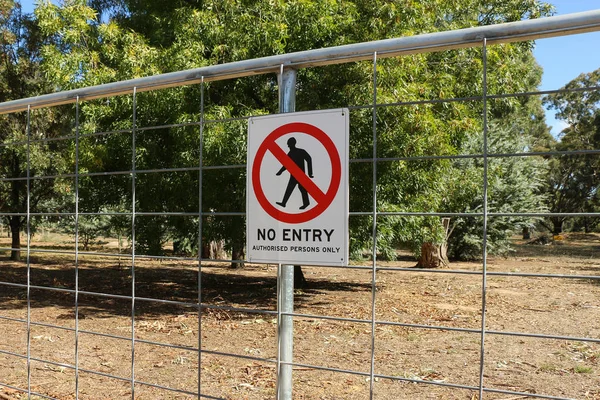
0 9 600 400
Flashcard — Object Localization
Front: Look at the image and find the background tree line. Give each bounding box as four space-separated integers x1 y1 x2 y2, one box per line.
0 0 598 268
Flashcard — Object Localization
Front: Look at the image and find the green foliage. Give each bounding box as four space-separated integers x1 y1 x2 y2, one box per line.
59 214 110 250
443 121 549 260
543 68 600 234
0 1 73 259
29 0 554 262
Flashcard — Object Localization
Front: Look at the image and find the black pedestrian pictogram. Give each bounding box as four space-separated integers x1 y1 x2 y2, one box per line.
275 137 314 209
252 121 341 224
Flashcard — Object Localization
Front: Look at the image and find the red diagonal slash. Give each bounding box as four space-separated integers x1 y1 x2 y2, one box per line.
267 141 326 204
252 121 341 224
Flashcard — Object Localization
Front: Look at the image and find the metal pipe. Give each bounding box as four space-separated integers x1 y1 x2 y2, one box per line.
277 67 297 400
478 37 490 400
2 10 600 114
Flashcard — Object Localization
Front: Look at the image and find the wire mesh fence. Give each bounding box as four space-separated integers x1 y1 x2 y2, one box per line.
1 12 600 400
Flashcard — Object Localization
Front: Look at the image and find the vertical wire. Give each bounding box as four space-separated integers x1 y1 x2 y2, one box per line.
369 52 378 400
74 97 81 399
25 105 32 398
478 38 490 400
276 263 282 399
130 88 138 400
197 76 205 398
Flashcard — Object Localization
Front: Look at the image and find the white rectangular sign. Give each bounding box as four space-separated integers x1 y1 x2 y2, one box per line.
246 109 349 266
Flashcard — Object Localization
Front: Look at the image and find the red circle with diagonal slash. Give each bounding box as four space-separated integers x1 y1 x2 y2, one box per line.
252 122 341 224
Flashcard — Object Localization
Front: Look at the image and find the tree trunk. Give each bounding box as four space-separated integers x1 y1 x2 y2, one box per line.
10 216 21 261
294 265 308 289
230 244 245 268
201 241 211 259
584 217 590 233
552 218 563 235
416 218 450 268
522 226 531 240
416 242 449 268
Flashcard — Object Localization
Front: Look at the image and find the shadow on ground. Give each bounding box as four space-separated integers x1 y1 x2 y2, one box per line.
0 257 371 319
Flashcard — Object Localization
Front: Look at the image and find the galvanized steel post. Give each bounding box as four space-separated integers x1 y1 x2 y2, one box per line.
277 67 296 400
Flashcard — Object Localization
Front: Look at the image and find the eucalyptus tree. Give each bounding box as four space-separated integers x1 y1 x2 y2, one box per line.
34 0 553 266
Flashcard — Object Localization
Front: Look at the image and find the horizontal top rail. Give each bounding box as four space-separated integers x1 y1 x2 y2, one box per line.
1 10 600 114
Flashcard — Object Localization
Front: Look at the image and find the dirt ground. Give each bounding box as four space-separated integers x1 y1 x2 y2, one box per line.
0 232 599 399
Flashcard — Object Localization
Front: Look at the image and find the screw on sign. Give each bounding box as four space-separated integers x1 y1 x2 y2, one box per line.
252 122 341 224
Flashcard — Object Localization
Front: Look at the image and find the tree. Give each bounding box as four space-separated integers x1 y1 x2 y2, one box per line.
0 0 71 260
443 120 549 261
33 0 554 269
543 68 600 234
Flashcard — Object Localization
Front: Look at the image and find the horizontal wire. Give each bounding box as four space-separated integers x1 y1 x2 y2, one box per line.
0 348 26 360
376 320 480 334
29 357 136 389
28 390 58 400
201 303 277 316
284 311 371 325
488 84 600 100
3 210 599 218
0 382 28 396
0 135 75 149
80 128 132 139
4 296 598 345
30 357 75 371
132 380 202 399
375 266 482 274
486 329 600 343
78 366 131 383
481 386 575 400
376 266 600 280
79 328 130 342
24 319 288 364
373 372 480 392
0 281 277 317
135 121 201 132
4 147 600 182
5 305 599 346
280 360 369 377
0 115 251 150
283 310 600 343
0 304 556 346
357 211 482 217
0 314 26 324
204 115 253 125
370 372 474 394
0 247 257 264
1 266 598 296
202 163 245 170
0 281 28 289
200 349 276 364
348 94 483 110
487 271 600 280
347 84 600 111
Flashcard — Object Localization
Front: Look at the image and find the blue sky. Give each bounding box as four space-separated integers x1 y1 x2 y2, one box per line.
20 1 600 135
534 1 600 135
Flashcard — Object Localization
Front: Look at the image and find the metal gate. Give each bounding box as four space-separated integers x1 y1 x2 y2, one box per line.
1 9 600 400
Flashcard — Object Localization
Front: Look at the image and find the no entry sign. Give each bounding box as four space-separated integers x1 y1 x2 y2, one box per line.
246 109 349 266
